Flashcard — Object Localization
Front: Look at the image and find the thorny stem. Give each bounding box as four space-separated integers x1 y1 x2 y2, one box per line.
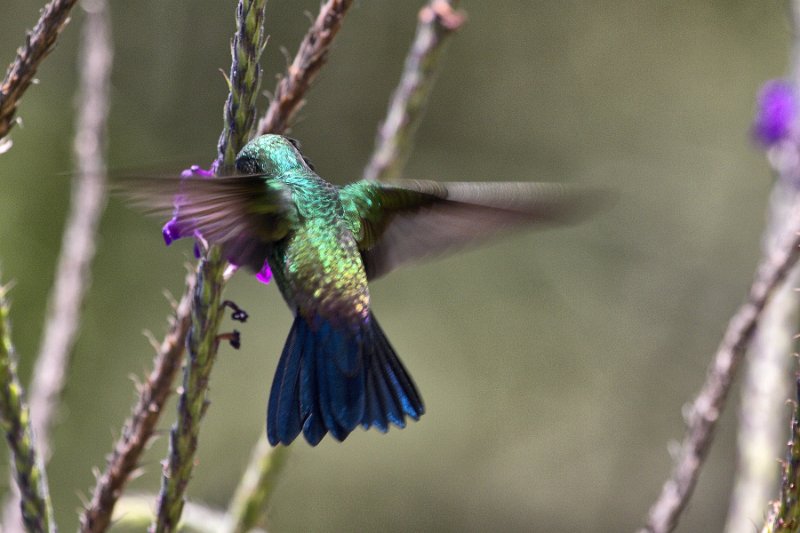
79 272 194 533
762 370 800 532
0 0 80 143
151 1 268 531
0 281 55 533
639 206 800 533
362 0 465 182
151 253 229 533
256 0 354 136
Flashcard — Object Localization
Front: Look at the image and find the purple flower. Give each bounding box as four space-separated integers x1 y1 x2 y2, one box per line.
256 260 272 285
163 161 272 286
163 164 217 247
162 218 183 245
754 80 797 146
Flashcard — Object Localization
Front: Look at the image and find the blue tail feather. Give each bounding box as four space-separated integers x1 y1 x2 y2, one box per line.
266 312 424 446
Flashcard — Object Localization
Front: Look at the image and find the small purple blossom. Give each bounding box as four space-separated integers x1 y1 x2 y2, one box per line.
163 161 272 286
256 260 272 285
753 80 797 146
162 218 183 245
163 164 216 247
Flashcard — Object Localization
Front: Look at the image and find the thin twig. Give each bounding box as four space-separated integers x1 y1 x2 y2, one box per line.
0 0 80 143
639 206 800 533
762 368 800 532
0 280 55 533
223 435 289 533
362 0 465 182
79 271 194 533
32 0 112 462
256 0 354 136
151 1 268 531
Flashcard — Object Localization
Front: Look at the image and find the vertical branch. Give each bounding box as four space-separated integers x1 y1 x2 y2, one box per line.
762 369 800 532
639 206 800 533
151 1 268 531
726 189 799 532
0 0 80 142
30 0 113 462
223 435 289 533
362 0 465 182
727 3 800 530
0 281 55 533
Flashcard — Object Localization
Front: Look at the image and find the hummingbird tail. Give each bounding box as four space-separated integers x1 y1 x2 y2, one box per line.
267 312 424 446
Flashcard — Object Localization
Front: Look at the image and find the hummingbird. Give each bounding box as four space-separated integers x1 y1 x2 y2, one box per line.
127 134 600 446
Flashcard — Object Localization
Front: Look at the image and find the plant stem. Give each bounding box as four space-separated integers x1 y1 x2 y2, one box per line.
30 0 113 463
639 205 800 533
762 369 800 532
224 436 289 533
256 0 354 136
79 271 194 533
362 0 465 182
0 281 55 533
0 0 80 142
151 1 268 531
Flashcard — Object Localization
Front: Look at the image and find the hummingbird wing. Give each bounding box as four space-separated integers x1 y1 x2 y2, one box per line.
339 180 601 280
119 174 295 270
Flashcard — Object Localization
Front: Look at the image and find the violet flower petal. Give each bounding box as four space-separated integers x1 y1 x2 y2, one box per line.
754 80 797 146
162 218 182 246
256 260 272 284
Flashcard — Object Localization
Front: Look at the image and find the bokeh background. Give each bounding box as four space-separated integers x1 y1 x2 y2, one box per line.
0 1 790 531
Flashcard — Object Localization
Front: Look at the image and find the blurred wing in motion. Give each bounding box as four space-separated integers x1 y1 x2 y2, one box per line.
117 174 295 270
339 180 605 279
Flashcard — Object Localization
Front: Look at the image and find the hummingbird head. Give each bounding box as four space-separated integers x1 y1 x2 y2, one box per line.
235 134 312 176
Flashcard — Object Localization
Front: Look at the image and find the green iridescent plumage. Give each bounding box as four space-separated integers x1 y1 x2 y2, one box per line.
124 134 601 445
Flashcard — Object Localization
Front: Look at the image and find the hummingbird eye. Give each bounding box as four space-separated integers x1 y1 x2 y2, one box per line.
236 155 260 175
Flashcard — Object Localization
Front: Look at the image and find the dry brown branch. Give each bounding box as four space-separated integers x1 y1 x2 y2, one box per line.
256 0 354 135
79 273 194 533
640 206 800 532
0 0 80 142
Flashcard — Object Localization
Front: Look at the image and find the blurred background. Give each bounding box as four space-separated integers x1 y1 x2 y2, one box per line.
0 1 790 531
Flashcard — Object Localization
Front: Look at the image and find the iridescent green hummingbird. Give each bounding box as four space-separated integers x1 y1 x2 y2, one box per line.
129 134 599 446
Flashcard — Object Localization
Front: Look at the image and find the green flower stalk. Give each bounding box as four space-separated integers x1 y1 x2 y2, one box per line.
224 435 289 533
0 282 55 533
217 0 268 169
151 1 268 531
